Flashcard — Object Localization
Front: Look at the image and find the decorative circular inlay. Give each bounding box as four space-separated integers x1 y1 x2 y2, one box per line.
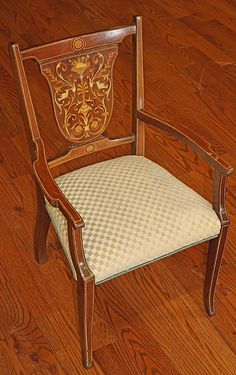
85 144 95 153
91 120 99 129
75 125 83 134
72 37 86 51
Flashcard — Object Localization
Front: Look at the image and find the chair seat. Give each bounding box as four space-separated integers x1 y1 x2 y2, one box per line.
45 155 221 284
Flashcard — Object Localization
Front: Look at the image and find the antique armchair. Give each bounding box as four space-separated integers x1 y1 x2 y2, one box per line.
9 16 233 368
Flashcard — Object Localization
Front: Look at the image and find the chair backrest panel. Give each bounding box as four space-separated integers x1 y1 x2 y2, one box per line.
21 25 135 144
9 17 144 168
40 46 118 142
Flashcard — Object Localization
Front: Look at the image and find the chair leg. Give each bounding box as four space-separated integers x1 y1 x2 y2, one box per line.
204 225 229 316
76 273 95 368
34 184 50 264
68 223 95 368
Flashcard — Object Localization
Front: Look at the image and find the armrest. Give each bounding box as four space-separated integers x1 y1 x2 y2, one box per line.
137 109 233 176
33 138 84 229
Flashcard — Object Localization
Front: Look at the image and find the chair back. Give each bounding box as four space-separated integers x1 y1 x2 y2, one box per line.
9 16 144 169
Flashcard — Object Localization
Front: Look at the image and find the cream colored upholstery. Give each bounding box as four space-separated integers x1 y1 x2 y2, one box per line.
45 156 221 284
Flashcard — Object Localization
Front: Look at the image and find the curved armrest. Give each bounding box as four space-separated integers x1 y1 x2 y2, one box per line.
137 109 233 175
33 138 84 229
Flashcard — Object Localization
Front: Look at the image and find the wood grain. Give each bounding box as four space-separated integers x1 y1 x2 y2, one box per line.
0 0 236 373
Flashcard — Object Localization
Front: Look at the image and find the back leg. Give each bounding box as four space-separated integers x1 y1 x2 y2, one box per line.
34 183 50 264
204 225 229 316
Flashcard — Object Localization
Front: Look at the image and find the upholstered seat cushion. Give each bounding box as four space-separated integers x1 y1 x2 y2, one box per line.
45 155 221 284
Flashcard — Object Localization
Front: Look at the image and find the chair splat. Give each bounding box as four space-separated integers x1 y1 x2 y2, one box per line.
40 46 118 142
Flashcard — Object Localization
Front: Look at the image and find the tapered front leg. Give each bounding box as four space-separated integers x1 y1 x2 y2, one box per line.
204 225 229 316
34 183 50 264
77 273 95 368
68 223 95 368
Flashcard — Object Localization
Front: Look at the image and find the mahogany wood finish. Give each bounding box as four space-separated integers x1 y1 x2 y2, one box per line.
33 138 84 228
8 12 234 369
48 134 135 169
132 16 145 155
34 182 51 264
137 109 233 175
67 224 95 368
9 43 84 229
137 110 233 316
205 226 229 316
21 26 136 62
204 171 230 315
1 1 236 373
9 19 138 368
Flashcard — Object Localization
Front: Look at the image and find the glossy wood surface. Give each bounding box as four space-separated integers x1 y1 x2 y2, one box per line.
21 25 136 62
10 16 148 367
48 134 135 169
1 1 236 374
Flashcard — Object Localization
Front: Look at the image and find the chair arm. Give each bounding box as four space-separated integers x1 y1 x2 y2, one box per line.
137 109 233 176
33 138 84 229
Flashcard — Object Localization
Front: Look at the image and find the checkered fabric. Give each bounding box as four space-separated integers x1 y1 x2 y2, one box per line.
45 155 221 284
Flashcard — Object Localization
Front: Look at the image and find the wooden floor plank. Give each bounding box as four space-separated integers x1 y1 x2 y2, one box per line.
0 265 65 374
115 264 236 375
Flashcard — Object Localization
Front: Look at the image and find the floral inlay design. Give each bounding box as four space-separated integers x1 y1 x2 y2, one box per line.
41 47 118 142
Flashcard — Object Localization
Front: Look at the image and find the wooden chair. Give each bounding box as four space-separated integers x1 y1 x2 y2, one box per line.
9 16 233 368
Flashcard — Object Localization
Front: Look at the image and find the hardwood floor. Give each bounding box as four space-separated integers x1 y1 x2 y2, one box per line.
0 1 236 374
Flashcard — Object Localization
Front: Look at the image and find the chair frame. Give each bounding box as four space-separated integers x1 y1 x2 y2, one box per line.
9 16 233 368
